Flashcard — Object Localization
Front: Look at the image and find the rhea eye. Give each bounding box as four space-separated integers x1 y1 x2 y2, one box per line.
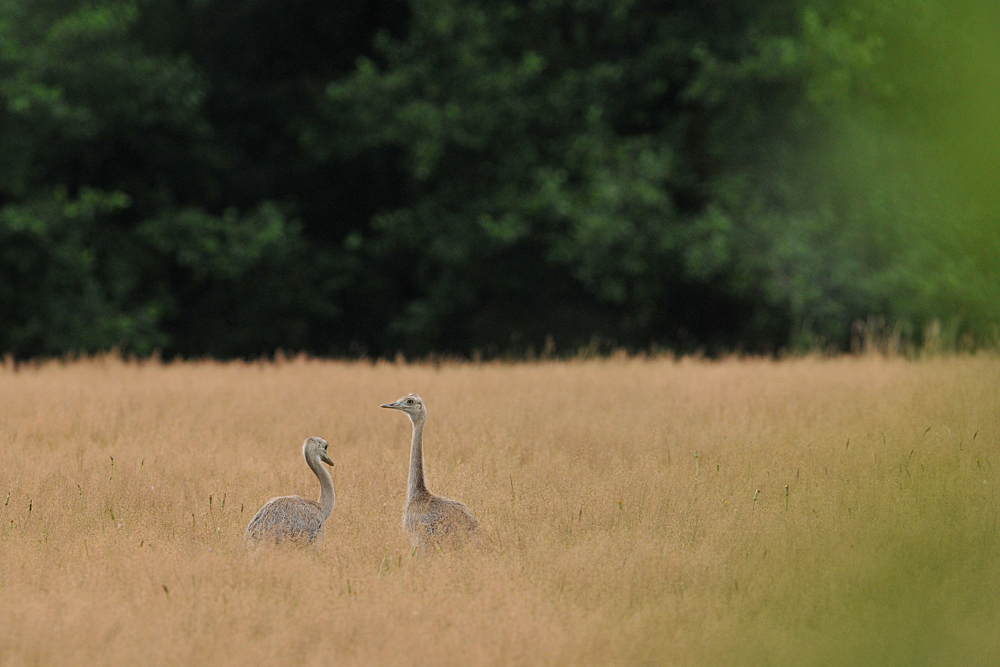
406 399 414 405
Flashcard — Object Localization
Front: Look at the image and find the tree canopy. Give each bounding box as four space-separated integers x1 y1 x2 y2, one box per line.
1 0 996 358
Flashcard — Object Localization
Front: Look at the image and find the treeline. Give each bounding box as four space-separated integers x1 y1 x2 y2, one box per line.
0 0 996 359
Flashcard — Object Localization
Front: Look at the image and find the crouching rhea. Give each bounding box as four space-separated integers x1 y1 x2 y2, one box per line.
244 436 335 547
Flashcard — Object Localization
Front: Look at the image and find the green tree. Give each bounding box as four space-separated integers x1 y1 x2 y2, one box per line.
0 0 204 356
319 0 844 353
0 0 356 357
1 0 994 359
320 0 999 354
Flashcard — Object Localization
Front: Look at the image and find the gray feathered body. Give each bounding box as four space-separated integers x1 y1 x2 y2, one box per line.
404 491 479 549
245 495 326 545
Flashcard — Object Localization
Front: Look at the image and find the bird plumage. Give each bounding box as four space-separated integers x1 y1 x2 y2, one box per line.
244 436 335 547
381 394 479 549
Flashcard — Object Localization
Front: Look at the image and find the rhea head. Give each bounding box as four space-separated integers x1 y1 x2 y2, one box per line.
303 436 334 466
381 394 426 421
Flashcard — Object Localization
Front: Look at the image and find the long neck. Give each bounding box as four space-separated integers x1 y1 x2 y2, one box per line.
408 414 429 501
306 452 336 520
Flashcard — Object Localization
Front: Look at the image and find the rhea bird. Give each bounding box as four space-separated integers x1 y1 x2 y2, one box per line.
244 436 335 547
381 394 479 549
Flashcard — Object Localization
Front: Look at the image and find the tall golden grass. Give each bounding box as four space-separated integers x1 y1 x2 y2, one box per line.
1 354 997 665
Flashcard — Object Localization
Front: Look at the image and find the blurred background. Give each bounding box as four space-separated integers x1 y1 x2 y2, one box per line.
0 0 996 359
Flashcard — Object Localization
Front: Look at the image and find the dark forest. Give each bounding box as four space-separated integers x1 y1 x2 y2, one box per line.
1 0 996 358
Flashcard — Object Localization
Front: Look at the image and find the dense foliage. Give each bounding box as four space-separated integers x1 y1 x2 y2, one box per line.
0 0 995 358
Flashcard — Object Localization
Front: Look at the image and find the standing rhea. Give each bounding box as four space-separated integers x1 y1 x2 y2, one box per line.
381 394 479 549
244 436 335 547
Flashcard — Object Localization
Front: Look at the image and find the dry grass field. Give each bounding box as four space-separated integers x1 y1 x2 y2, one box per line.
1 354 998 666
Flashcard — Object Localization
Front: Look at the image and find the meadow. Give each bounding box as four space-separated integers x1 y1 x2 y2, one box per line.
1 353 998 666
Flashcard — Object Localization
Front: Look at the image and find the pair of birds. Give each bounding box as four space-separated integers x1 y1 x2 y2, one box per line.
244 394 479 550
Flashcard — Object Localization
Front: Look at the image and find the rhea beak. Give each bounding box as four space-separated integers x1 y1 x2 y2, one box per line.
320 451 334 466
381 402 400 409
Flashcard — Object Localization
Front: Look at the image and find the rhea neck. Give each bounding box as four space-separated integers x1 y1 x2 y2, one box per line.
407 411 430 502
306 451 336 519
